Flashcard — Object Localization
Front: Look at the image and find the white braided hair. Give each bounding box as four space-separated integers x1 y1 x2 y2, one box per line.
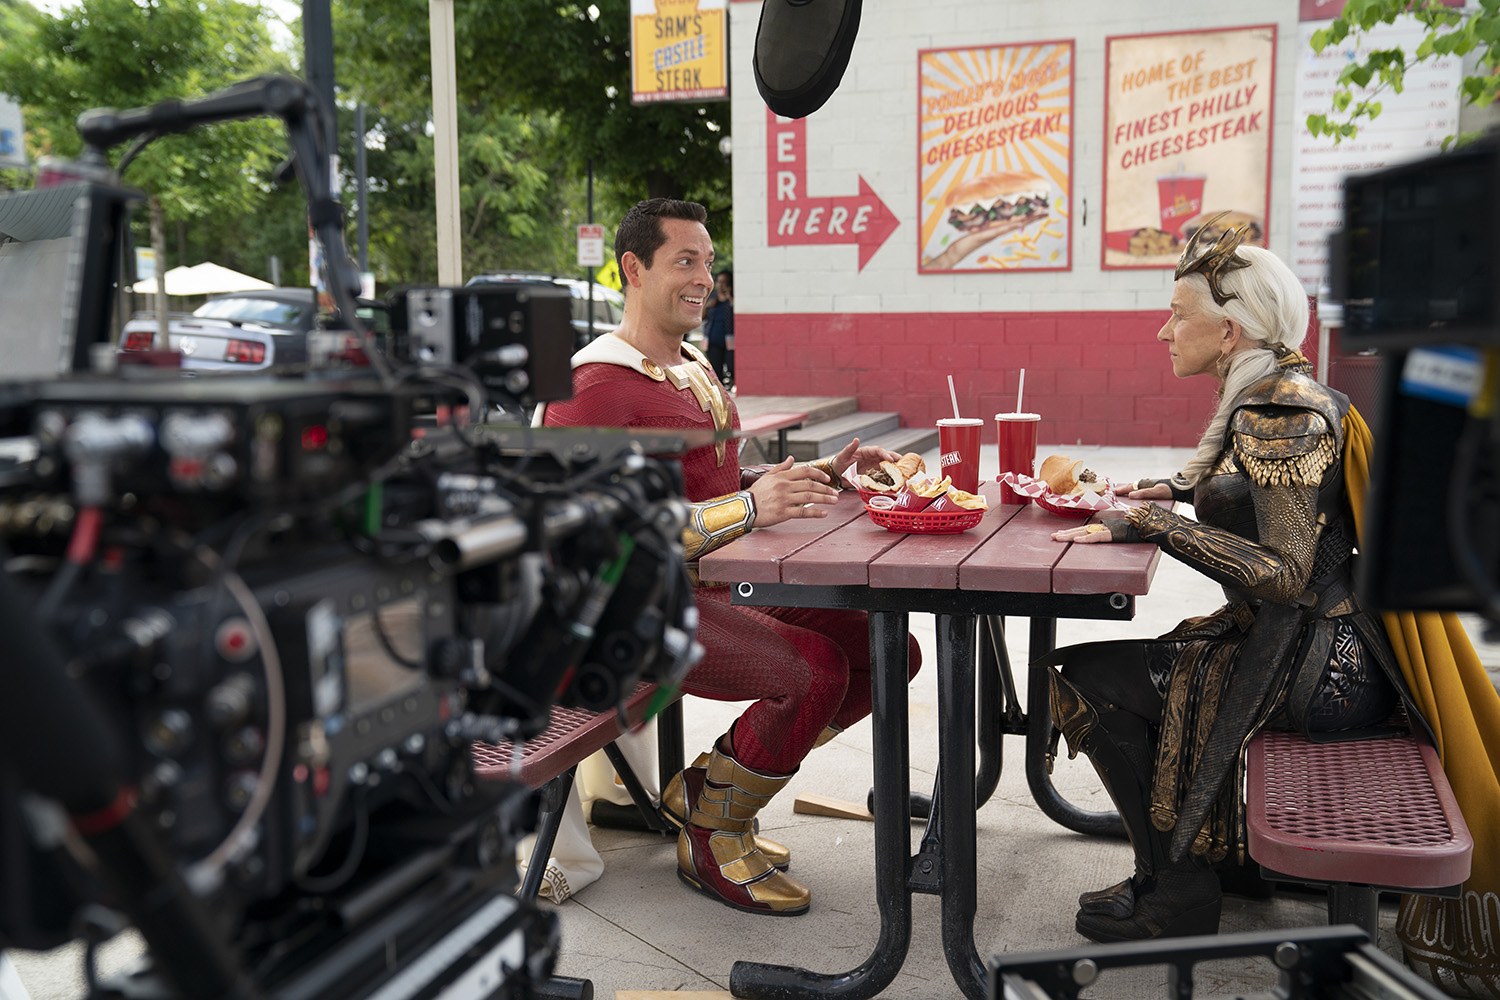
1176 245 1310 488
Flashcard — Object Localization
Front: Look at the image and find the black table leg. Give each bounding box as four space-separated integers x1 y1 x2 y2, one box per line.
730 610 913 1000
870 615 997 818
975 615 1005 807
656 698 686 792
936 613 988 1000
1022 618 1126 838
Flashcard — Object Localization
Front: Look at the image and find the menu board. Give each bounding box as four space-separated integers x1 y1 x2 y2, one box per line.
1102 26 1276 270
917 40 1073 273
1291 18 1460 293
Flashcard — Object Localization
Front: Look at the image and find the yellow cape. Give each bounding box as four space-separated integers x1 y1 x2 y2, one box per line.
1344 406 1500 995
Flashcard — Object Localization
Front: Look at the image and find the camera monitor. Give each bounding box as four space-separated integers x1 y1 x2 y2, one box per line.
0 181 135 378
1337 140 1500 349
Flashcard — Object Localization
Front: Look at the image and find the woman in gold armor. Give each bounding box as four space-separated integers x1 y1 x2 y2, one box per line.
1042 219 1429 943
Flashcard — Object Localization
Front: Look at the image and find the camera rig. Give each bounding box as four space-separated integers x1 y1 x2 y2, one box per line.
0 76 703 1000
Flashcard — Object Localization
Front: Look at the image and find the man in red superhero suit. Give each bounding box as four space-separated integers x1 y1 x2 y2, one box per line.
540 198 921 916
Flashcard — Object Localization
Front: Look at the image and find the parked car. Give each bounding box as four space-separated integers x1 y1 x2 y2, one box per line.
463 272 624 352
119 287 389 373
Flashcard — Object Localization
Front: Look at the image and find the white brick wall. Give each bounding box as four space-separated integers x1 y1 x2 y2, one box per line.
729 0 1305 315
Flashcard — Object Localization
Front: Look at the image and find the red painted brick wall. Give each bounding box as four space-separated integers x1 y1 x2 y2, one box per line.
735 310 1320 448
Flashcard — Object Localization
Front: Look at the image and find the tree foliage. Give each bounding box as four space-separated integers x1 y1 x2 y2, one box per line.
0 0 310 282
334 0 733 260
1307 0 1500 150
329 2 582 283
2 0 735 290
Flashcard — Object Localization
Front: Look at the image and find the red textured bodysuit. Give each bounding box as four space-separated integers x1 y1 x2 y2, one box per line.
543 345 921 773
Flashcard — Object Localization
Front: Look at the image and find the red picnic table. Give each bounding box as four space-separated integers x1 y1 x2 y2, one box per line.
699 482 1167 1000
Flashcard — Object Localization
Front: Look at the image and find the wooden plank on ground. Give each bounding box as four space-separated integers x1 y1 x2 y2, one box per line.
867 482 1018 590
792 793 874 820
1051 500 1169 596
700 493 864 584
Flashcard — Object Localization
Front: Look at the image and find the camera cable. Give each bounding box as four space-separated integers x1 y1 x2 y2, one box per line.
293 785 369 894
34 505 102 622
185 548 286 890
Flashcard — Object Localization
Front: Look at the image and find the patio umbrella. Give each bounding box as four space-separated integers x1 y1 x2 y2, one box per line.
130 261 274 296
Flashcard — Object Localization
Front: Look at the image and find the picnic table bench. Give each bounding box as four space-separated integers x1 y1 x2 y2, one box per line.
471 686 685 900
1246 724 1472 940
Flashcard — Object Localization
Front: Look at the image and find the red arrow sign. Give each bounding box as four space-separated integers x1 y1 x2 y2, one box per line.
765 109 898 271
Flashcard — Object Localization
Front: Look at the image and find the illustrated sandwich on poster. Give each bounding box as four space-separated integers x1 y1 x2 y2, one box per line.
922 170 1055 272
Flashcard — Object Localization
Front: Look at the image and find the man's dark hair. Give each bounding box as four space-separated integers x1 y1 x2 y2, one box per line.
615 198 708 287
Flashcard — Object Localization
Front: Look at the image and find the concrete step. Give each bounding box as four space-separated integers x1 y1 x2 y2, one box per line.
861 425 939 461
784 411 901 461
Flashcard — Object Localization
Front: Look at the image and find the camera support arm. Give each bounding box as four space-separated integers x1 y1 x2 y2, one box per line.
75 75 380 382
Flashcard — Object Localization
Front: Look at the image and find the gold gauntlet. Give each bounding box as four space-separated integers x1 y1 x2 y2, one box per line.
682 491 757 562
1127 491 1314 604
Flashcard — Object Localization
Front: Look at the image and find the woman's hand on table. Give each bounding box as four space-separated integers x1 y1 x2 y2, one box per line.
1125 482 1172 501
749 457 842 527
1052 522 1113 544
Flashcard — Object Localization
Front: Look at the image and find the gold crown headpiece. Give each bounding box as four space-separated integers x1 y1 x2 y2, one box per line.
1174 211 1254 306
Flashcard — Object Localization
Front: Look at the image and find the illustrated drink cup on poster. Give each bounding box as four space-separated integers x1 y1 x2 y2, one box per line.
995 412 1040 505
937 418 984 494
1157 173 1206 240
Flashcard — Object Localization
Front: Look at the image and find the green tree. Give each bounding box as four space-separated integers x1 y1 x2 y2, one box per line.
1307 0 1500 150
0 0 304 338
334 0 733 264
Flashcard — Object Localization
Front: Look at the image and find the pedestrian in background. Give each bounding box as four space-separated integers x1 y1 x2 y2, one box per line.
704 269 734 387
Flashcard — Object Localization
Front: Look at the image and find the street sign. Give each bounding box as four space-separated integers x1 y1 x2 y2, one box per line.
577 224 606 267
0 95 26 170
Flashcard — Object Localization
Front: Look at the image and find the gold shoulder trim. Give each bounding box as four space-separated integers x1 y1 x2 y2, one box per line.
1233 427 1336 488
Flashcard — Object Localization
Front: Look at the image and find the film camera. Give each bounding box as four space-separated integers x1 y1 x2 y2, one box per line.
1330 134 1500 628
0 76 702 999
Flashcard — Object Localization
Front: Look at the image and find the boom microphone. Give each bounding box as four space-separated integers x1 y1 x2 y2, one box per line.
752 0 862 119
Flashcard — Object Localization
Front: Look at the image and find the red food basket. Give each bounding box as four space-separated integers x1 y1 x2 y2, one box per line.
1033 492 1107 519
864 504 984 534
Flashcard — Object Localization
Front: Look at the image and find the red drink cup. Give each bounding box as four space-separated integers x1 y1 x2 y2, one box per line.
1157 173 1206 241
995 412 1040 505
937 418 983 494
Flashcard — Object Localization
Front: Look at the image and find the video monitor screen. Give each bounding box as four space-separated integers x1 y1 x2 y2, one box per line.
0 185 91 379
341 598 427 712
1340 144 1500 348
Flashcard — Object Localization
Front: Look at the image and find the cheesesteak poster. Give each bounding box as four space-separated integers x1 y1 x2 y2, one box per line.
1102 25 1276 270
918 40 1073 273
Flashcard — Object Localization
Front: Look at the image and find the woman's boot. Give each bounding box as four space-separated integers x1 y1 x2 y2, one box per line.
676 746 810 916
663 752 791 870
1074 856 1222 943
1049 671 1221 939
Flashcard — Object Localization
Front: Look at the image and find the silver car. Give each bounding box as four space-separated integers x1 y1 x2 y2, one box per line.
119 288 388 372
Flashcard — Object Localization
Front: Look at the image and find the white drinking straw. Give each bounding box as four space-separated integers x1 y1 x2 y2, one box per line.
1015 368 1026 413
948 375 961 420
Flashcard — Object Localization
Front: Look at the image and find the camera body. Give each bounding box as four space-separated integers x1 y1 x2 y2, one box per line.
1332 137 1500 618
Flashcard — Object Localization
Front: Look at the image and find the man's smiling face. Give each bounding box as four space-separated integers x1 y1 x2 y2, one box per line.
633 216 715 338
